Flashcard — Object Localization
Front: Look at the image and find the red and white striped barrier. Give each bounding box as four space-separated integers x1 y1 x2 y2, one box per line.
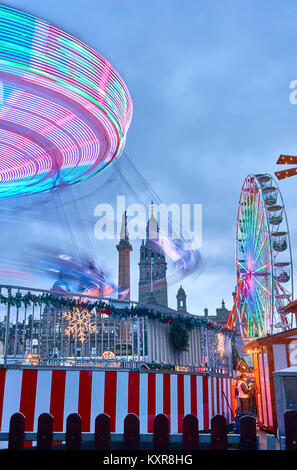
0 369 235 435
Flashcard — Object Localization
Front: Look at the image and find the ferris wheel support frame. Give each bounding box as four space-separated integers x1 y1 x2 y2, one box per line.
227 173 294 338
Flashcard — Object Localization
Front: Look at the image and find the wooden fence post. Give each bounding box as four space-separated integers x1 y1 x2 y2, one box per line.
66 413 81 450
183 414 199 450
94 413 110 450
37 413 53 450
124 413 140 450
239 415 257 450
153 414 169 450
211 414 227 450
8 412 25 450
284 409 297 450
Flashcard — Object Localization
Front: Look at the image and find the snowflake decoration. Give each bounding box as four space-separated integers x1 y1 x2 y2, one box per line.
63 307 96 343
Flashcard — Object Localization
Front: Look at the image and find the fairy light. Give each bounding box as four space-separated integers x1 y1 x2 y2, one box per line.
0 5 132 198
63 307 96 343
275 155 297 180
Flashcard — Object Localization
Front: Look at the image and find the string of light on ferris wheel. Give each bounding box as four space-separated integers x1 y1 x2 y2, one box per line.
235 261 269 335
253 233 269 265
237 182 274 336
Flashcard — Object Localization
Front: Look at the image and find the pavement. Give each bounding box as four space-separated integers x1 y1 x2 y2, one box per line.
257 427 280 450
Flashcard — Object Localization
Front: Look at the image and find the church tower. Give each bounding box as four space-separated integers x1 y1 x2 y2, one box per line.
138 203 168 307
176 285 187 312
116 211 132 300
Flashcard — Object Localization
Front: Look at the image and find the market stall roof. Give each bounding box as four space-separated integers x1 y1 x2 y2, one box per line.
272 366 297 376
282 299 297 313
243 327 297 352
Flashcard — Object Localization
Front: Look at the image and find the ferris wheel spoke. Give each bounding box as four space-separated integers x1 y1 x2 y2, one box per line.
252 208 265 260
251 191 260 248
253 275 272 297
253 233 269 267
253 285 272 330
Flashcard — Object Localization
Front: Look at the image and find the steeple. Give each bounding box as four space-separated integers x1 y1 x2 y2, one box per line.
139 203 168 307
176 285 187 312
116 211 132 300
119 211 130 245
146 201 159 241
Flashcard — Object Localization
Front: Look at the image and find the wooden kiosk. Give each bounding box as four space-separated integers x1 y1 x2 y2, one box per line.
244 327 297 433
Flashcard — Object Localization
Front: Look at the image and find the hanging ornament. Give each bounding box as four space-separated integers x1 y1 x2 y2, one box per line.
63 306 97 343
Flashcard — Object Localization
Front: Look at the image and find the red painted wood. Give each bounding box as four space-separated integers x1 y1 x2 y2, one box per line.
211 376 215 417
124 413 140 450
94 413 110 450
128 372 140 416
153 413 169 450
66 413 81 450
284 409 297 450
211 414 227 450
50 370 66 436
19 369 38 447
240 415 257 450
202 376 209 429
221 378 225 417
163 374 171 432
8 412 25 450
78 371 92 432
104 371 117 432
183 414 199 450
190 375 197 417
37 413 53 450
177 375 184 433
216 378 220 414
0 369 6 430
147 373 156 433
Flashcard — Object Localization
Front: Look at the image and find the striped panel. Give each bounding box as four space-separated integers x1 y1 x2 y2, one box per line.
170 374 177 433
34 370 52 431
115 371 128 433
202 375 209 429
0 369 233 435
90 371 105 432
190 375 197 418
139 373 148 433
147 373 155 433
63 370 80 431
78 371 92 432
104 371 117 432
1 369 23 431
177 374 184 433
196 375 203 429
50 370 66 434
0 369 6 431
163 374 171 430
128 372 140 416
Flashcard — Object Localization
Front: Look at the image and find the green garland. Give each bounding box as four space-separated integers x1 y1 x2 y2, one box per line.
144 363 176 371
169 320 189 352
0 291 232 351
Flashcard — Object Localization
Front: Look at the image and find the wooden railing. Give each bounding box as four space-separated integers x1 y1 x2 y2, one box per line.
1 410 297 450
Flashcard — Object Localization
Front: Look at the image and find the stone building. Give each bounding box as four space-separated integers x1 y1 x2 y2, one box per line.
138 203 168 307
203 299 244 358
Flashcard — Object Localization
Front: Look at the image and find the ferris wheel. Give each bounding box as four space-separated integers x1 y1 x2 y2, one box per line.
226 174 294 338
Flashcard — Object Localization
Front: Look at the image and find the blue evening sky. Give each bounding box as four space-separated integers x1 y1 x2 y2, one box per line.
1 0 297 317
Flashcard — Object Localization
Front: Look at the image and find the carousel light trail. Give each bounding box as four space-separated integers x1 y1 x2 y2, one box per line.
0 5 132 198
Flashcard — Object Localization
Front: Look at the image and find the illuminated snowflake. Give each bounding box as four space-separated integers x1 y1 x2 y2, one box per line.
63 308 96 343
